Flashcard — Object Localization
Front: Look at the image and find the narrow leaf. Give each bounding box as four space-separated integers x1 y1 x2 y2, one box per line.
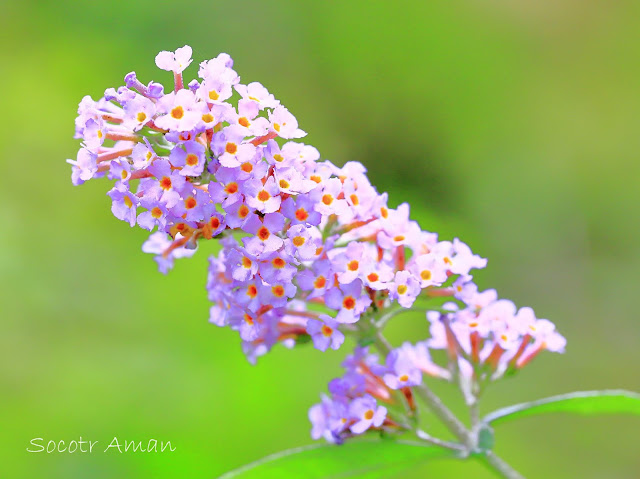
484 389 640 426
218 439 460 479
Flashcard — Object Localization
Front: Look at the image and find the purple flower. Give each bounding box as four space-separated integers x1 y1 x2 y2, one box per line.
155 45 193 73
137 196 169 231
269 105 306 139
235 82 279 110
409 254 448 288
257 280 297 309
147 159 187 208
225 247 259 282
274 167 316 195
234 279 262 312
122 94 156 131
242 213 285 257
382 350 422 390
389 270 421 309
131 141 156 169
314 178 351 219
231 99 269 136
170 141 206 177
244 177 281 214
348 396 386 434
107 183 138 226
223 198 255 229
229 310 265 342
333 242 368 284
307 316 345 352
107 159 131 183
296 259 333 299
325 280 371 324
258 251 298 283
285 224 320 261
67 148 98 185
142 232 196 274
155 90 200 132
281 195 322 226
170 188 211 222
211 125 256 168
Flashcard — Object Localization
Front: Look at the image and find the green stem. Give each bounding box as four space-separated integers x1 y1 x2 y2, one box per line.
370 329 526 479
483 452 526 479
415 429 466 452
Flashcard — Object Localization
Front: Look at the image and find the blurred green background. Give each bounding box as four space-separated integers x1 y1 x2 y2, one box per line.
1 0 639 477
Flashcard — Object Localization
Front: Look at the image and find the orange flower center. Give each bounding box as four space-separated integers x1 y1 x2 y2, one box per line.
225 182 239 194
292 236 305 247
247 285 258 297
321 325 333 337
171 106 184 119
295 208 308 221
202 113 214 123
314 276 326 289
225 142 238 154
272 285 285 297
186 154 198 166
238 205 249 218
279 179 290 189
257 190 271 202
322 194 333 205
364 410 374 420
123 196 133 208
241 162 253 173
185 197 197 209
367 273 379 282
151 207 163 218
136 112 147 122
208 90 219 101
343 296 356 310
347 260 359 271
273 257 286 268
238 117 250 127
257 226 270 240
160 176 172 190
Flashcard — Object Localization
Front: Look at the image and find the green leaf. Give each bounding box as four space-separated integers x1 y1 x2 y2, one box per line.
484 389 640 426
217 439 460 479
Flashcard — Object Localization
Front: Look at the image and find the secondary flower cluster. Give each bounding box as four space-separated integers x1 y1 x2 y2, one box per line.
429 284 566 382
310 344 449 443
67 46 566 444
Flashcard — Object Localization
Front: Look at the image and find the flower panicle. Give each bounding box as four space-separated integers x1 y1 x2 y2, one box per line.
67 46 566 446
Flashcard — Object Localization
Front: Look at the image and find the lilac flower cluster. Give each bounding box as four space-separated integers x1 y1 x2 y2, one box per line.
310 286 567 440
310 346 449 443
68 46 566 445
428 285 566 381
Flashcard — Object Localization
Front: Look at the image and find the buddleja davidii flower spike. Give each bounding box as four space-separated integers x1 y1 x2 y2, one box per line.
68 47 565 447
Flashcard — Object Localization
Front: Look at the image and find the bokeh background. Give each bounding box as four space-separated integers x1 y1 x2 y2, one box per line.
1 0 639 477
